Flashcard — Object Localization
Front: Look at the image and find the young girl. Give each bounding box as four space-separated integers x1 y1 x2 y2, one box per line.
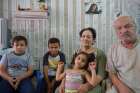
56 52 96 93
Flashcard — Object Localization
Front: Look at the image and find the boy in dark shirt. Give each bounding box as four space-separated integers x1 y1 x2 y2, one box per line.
43 37 65 93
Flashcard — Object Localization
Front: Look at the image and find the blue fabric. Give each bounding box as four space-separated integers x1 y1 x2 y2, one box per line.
0 55 2 60
0 78 34 93
18 78 35 93
0 70 46 93
33 70 46 93
0 52 34 77
0 79 15 93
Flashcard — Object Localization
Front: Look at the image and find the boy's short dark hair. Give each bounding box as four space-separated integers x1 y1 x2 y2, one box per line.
48 37 60 46
12 35 28 45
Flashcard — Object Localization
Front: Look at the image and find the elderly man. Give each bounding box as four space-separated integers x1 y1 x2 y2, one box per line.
106 16 140 93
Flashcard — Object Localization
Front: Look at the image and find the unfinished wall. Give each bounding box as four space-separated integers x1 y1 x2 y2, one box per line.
0 0 3 17
2 0 140 69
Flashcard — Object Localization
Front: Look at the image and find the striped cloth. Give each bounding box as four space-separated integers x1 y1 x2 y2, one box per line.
65 72 84 93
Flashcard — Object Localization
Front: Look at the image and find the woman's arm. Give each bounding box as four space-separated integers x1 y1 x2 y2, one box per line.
78 71 103 93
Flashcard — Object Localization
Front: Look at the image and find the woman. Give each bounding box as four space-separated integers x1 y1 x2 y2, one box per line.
58 27 107 93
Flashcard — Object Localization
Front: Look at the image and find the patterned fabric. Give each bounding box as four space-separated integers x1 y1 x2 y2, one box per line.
48 55 61 76
0 51 33 77
74 48 107 93
43 52 65 76
65 72 84 93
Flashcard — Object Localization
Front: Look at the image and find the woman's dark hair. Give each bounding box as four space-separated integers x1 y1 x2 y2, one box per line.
71 52 89 70
12 35 28 45
79 27 96 40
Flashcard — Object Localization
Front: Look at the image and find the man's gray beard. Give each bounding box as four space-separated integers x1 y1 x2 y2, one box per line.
122 32 136 43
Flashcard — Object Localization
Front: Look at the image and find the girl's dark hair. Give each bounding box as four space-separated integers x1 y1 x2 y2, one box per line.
12 35 28 45
48 37 60 46
71 52 89 70
79 27 96 40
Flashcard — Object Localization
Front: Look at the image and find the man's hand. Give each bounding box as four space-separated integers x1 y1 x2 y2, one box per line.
119 85 134 93
109 73 134 93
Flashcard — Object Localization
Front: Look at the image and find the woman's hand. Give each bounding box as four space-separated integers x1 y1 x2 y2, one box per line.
78 84 88 93
78 83 93 93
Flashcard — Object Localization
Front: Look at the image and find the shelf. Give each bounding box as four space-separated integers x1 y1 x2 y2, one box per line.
15 11 48 19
